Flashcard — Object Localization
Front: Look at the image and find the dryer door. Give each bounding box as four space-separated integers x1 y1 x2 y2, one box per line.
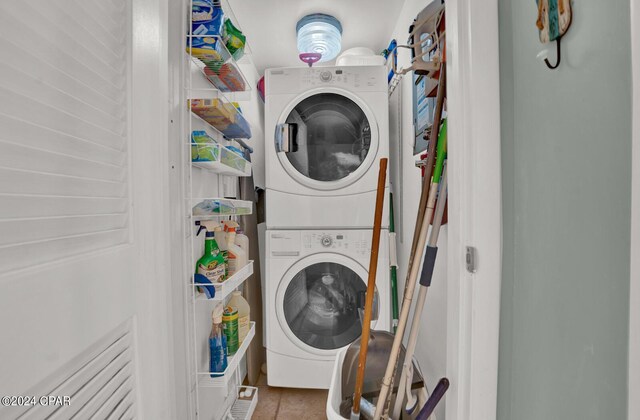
275 90 379 191
276 253 379 355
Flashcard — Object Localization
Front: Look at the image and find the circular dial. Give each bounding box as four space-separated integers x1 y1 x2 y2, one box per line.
320 71 332 82
320 235 333 247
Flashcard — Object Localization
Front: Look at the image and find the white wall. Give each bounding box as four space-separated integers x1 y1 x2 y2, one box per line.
390 1 449 419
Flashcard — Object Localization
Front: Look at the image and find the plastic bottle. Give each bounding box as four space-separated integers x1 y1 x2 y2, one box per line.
214 224 229 278
209 304 228 377
223 305 239 355
235 228 250 257
224 221 248 276
195 221 226 288
228 290 250 344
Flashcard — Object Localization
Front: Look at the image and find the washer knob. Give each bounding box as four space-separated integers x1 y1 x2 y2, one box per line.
320 235 333 247
320 71 332 82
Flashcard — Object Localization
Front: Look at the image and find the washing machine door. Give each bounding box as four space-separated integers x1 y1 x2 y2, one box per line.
276 253 379 355
275 89 379 191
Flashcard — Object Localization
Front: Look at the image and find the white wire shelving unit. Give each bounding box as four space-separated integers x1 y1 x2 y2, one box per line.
181 0 257 419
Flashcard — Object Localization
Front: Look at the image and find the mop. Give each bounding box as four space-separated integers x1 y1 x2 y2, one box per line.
393 151 448 419
351 158 387 420
373 65 447 419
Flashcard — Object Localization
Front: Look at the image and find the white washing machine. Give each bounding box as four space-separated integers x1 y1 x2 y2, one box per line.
265 65 389 229
264 229 391 389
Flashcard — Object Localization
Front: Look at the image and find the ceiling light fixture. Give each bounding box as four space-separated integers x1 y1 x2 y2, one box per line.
296 13 343 63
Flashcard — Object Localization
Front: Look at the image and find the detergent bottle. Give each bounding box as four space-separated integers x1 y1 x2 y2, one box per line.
235 228 250 257
195 221 226 286
228 290 250 344
224 221 247 276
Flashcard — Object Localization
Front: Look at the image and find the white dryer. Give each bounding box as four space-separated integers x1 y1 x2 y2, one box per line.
265 229 391 389
265 65 389 229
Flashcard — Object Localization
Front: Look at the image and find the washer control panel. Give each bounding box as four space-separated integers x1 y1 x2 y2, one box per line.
302 231 372 257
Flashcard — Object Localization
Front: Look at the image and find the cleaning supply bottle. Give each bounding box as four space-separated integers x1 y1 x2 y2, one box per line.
214 224 229 278
195 221 226 287
228 290 250 345
235 228 250 257
223 305 239 355
224 221 247 276
209 304 227 377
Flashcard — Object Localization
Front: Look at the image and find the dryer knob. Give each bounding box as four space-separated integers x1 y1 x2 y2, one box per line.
320 235 333 247
320 71 332 82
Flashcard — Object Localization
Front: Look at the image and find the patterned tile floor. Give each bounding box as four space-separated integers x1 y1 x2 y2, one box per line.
253 374 329 419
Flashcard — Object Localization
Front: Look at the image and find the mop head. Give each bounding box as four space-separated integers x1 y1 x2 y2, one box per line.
339 330 425 418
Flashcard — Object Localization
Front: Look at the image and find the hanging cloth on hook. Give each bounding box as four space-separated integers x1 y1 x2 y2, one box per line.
536 0 572 69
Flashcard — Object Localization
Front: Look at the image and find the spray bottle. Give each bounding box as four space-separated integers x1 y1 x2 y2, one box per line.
223 221 247 276
195 221 226 286
209 303 228 377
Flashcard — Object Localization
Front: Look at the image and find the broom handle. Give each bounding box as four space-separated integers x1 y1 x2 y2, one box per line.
392 166 448 419
352 158 388 416
377 66 447 417
404 64 447 288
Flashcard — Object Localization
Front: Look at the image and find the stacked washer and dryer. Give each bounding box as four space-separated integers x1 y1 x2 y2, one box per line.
263 65 391 388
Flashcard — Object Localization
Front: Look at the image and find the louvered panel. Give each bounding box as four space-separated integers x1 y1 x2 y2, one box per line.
0 36 124 106
104 394 133 420
56 1 125 49
0 196 128 219
0 229 129 275
0 215 128 246
73 0 126 40
0 89 126 151
0 168 126 198
0 63 126 131
0 141 125 183
8 2 126 77
12 328 136 420
89 383 133 419
47 360 132 420
0 114 124 166
94 0 127 19
117 406 134 420
67 375 133 420
32 0 126 63
0 14 125 97
0 10 125 90
0 40 125 119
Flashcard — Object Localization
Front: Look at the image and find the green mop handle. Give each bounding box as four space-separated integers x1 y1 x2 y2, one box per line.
389 192 399 332
419 119 447 288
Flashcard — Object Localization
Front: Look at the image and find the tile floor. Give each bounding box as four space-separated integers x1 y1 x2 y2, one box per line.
253 374 329 419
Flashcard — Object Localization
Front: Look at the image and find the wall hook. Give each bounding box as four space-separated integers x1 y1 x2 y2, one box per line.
544 38 561 70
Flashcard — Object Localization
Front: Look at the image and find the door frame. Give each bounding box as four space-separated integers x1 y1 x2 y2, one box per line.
629 0 639 418
446 0 503 419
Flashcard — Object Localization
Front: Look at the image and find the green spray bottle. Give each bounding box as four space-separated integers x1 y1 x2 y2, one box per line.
195 221 226 288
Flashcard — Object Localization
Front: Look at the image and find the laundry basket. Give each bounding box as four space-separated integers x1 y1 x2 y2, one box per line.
326 347 348 419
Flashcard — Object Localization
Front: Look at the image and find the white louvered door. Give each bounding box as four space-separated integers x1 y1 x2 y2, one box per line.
0 0 173 418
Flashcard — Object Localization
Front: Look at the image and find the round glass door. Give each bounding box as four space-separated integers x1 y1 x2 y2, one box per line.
282 261 378 351
282 93 373 183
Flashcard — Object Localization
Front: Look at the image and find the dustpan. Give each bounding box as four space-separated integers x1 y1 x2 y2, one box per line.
338 330 425 418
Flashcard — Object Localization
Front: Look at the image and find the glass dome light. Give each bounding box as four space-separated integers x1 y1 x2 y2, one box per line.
296 14 343 63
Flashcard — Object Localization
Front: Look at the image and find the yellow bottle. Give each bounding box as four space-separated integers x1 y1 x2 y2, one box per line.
228 290 250 344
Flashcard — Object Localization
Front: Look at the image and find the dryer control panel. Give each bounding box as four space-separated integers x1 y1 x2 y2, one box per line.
266 65 387 94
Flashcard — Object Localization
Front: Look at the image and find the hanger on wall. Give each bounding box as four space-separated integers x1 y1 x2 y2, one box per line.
536 0 572 70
